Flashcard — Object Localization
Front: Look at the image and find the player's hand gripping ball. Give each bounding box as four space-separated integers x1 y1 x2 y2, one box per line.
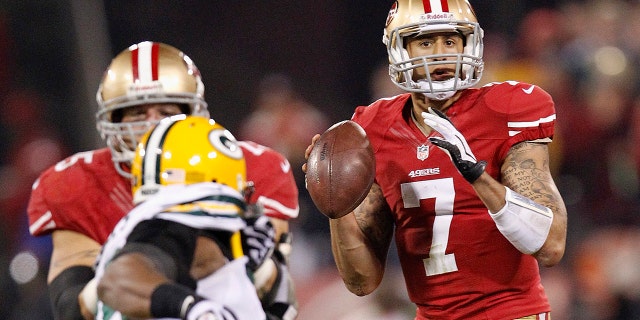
306 120 375 219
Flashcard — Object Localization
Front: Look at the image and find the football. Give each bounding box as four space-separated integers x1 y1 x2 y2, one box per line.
306 120 375 219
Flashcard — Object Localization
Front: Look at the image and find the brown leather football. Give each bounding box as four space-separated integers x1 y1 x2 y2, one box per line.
306 120 375 219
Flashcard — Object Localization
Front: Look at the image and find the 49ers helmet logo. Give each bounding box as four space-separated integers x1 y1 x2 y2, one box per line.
385 1 398 27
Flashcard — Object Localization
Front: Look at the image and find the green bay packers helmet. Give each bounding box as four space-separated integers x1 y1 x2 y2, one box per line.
383 0 484 100
96 41 210 177
130 115 246 204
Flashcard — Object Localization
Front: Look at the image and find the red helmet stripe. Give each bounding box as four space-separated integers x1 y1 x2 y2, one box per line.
131 45 139 81
441 0 449 12
130 42 160 82
150 43 159 80
422 0 449 13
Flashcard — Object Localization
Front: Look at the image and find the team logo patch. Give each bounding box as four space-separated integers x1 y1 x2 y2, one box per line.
417 144 430 161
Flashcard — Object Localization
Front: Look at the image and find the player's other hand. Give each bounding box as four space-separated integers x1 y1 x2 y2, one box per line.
301 133 322 173
241 215 275 270
422 107 486 183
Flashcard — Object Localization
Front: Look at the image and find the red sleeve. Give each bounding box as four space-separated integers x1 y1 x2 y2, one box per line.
27 172 56 236
482 82 556 160
26 152 100 237
26 149 132 244
240 142 299 220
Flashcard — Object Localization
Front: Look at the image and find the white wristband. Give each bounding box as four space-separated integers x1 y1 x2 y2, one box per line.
489 187 553 254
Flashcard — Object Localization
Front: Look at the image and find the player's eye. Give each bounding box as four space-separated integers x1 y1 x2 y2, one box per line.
161 111 181 117
416 40 433 48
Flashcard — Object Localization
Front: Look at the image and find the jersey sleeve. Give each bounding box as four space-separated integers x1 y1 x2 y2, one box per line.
484 82 556 160
26 149 132 243
27 152 96 237
27 171 57 236
240 142 299 220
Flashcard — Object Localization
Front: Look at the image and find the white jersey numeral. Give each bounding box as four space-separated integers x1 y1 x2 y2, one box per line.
54 151 94 172
401 178 458 276
237 141 266 156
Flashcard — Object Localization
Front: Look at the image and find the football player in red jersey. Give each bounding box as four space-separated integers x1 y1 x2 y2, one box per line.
303 0 567 319
27 42 299 320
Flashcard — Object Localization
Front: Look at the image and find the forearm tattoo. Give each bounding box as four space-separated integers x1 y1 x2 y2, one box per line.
353 183 394 254
501 142 561 214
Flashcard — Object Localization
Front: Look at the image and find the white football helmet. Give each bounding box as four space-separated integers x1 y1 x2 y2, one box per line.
383 0 484 100
96 41 210 177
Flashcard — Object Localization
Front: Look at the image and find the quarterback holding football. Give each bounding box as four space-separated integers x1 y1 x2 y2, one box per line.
303 0 567 319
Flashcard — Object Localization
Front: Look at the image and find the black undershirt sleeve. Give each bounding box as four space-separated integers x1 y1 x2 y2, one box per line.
48 265 95 320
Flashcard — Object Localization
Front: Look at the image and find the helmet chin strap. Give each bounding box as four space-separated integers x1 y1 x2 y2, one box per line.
416 79 457 101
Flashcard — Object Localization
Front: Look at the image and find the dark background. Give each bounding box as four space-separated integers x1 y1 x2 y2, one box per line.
3 0 555 151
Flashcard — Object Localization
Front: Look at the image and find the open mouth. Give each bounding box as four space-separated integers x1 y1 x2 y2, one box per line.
430 68 455 81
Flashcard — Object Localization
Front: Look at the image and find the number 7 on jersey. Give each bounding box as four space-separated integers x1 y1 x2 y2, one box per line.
401 178 458 276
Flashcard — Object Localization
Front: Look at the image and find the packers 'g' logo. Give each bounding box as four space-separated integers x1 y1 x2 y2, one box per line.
208 129 243 160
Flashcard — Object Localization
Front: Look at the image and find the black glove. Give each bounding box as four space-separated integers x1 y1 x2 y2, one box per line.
422 107 486 183
241 215 275 271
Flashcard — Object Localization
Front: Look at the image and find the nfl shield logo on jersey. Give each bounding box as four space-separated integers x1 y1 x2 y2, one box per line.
417 144 429 161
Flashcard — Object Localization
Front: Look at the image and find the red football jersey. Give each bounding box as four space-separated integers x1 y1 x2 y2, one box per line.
238 141 299 221
27 144 298 245
352 81 555 319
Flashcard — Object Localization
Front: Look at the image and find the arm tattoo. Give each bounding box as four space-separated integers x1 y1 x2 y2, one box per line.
353 183 394 254
502 142 561 213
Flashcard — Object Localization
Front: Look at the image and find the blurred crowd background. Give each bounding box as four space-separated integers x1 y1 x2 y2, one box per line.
1 0 640 319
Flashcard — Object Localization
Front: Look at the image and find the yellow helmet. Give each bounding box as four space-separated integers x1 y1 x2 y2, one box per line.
96 41 210 177
383 0 484 100
131 115 246 204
